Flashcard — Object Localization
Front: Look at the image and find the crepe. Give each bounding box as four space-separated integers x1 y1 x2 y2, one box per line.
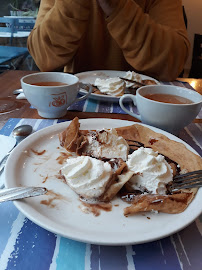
59 117 133 202
59 117 81 152
123 193 195 215
115 124 202 173
59 118 202 215
92 80 157 96
115 124 202 215
92 78 157 96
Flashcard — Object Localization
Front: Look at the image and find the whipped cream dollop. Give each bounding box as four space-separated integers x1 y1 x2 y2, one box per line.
61 156 112 199
123 71 142 88
94 77 125 96
126 147 173 195
85 128 129 161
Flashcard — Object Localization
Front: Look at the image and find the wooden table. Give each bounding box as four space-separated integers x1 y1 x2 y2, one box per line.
179 77 202 95
0 70 202 130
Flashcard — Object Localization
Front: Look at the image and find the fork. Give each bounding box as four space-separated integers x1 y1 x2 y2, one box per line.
169 170 202 191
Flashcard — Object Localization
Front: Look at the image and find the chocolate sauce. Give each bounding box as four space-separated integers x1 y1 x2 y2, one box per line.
87 130 111 146
31 149 46 155
126 139 144 148
108 158 122 171
56 152 72 164
40 197 56 208
42 175 49 183
40 190 69 208
56 172 66 184
91 85 99 93
80 201 112 216
149 138 158 145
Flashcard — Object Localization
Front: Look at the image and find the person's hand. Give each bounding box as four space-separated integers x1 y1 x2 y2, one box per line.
96 0 121 17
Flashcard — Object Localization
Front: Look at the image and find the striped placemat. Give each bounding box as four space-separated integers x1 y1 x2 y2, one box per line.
0 118 201 270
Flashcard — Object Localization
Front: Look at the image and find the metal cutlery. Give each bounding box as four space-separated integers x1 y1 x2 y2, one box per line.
0 187 47 203
0 125 33 175
169 170 202 191
13 88 23 95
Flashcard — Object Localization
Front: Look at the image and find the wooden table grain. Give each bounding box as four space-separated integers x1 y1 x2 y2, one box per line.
0 70 201 130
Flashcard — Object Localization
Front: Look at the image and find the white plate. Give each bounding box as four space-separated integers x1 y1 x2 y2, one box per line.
76 70 159 102
5 119 202 245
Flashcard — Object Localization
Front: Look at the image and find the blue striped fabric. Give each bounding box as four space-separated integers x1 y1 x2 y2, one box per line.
0 117 201 270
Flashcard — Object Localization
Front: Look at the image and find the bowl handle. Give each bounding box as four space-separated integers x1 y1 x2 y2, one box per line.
119 94 142 120
75 83 93 102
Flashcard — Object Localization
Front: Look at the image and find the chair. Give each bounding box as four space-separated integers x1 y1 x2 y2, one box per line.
178 6 188 78
189 34 202 78
0 17 35 72
182 6 187 29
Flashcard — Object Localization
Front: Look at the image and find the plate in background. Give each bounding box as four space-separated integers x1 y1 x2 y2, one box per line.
76 70 159 103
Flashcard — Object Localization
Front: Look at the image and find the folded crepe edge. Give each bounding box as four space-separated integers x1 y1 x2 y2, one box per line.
58 118 202 215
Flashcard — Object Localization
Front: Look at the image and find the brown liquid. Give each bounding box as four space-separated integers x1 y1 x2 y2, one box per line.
42 175 49 183
56 152 72 165
31 149 46 155
31 82 68 86
80 201 112 216
40 190 69 208
144 93 193 104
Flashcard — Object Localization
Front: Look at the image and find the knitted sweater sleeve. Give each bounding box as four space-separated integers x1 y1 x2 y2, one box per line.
107 0 190 81
27 0 90 72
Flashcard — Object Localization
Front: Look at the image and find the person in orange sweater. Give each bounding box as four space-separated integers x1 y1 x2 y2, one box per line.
27 0 190 81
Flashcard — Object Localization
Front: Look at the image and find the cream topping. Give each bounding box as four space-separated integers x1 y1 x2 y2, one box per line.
85 128 129 161
61 156 112 198
123 71 142 88
94 77 125 96
126 147 173 194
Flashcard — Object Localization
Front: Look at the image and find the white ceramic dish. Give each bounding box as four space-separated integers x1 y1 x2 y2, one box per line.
5 119 202 245
76 70 159 103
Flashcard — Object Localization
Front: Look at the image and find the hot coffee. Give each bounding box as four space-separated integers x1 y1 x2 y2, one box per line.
119 84 202 135
31 82 68 86
21 72 92 118
143 93 193 104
